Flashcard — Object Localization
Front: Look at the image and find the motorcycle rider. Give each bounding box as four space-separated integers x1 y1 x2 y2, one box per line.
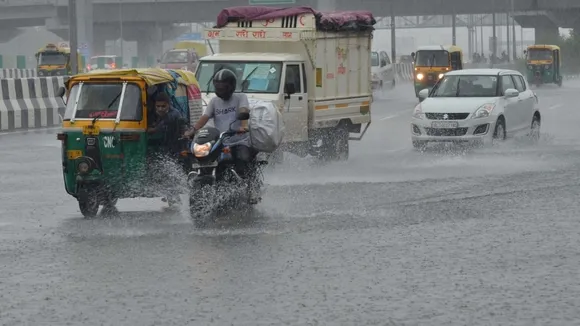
183 68 259 204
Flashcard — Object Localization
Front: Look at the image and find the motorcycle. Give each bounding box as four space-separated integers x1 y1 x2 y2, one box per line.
185 111 267 226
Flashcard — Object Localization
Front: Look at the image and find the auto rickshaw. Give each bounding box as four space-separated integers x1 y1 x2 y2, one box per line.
35 43 83 76
56 68 203 218
411 45 463 99
524 45 562 87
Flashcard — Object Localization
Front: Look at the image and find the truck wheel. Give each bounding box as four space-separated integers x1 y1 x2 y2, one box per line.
326 125 349 161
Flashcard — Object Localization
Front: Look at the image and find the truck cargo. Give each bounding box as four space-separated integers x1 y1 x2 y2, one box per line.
197 6 375 161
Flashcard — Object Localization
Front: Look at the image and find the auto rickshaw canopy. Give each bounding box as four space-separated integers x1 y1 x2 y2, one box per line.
527 44 560 51
68 68 199 88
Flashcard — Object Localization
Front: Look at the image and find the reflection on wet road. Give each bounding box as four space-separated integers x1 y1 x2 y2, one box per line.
2 82 580 325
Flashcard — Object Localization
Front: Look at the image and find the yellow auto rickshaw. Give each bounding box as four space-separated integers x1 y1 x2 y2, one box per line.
411 45 463 98
56 68 203 218
524 44 562 87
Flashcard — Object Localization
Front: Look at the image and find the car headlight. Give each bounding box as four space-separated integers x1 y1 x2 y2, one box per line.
412 103 424 119
472 103 496 119
192 142 211 157
416 73 424 80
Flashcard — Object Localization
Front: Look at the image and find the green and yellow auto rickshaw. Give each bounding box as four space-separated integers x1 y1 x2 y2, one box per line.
56 68 203 218
524 44 562 87
411 45 463 99
35 43 82 76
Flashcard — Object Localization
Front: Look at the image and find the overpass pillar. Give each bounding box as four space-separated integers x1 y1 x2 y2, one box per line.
137 28 163 68
75 0 94 58
534 25 559 44
316 0 336 11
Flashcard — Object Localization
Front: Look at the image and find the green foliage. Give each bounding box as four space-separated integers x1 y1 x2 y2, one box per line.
556 30 580 74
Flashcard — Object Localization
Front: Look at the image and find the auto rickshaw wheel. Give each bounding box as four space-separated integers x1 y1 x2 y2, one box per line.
79 197 99 218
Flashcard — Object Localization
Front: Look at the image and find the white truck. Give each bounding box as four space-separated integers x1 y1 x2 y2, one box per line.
196 6 374 161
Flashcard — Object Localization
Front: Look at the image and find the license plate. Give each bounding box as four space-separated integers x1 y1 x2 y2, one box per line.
192 161 218 169
431 121 458 128
66 150 82 160
82 125 100 135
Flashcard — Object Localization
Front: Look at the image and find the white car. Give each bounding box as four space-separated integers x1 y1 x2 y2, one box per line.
371 50 396 90
411 69 541 149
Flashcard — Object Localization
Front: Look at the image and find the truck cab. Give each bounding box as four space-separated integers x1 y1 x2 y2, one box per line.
198 6 374 161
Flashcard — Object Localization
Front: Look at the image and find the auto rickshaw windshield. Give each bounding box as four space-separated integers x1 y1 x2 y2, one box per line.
415 50 450 67
527 49 552 60
62 83 143 120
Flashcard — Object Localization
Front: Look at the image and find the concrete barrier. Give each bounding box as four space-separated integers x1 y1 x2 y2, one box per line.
395 63 414 81
0 76 66 131
1 69 37 79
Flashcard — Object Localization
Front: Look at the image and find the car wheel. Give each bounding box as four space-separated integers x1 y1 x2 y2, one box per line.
529 115 541 143
412 140 427 151
492 117 506 145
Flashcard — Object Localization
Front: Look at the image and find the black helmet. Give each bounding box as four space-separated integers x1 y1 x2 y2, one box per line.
213 68 237 101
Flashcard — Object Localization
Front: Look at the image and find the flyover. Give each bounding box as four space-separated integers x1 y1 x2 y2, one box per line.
0 0 578 64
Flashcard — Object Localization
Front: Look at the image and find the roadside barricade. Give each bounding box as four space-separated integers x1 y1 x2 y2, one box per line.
395 63 414 81
0 69 37 79
0 76 66 131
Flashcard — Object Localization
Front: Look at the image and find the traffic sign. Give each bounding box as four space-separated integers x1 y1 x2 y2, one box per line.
176 33 203 41
249 0 295 4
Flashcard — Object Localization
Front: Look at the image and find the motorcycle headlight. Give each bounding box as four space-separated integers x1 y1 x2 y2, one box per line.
416 73 424 80
192 142 211 157
412 103 424 119
472 103 496 119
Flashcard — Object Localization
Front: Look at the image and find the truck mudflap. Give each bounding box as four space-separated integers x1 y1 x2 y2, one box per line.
348 121 371 141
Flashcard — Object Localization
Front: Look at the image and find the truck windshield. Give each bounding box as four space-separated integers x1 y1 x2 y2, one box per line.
371 52 379 66
431 75 498 97
527 49 552 61
161 51 188 64
196 61 283 94
38 52 67 65
63 83 142 121
415 50 449 67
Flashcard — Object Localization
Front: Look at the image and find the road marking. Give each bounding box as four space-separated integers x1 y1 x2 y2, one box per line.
380 112 407 121
0 126 61 136
547 104 563 110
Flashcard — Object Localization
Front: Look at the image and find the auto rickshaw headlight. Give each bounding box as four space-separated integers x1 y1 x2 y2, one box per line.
77 162 90 173
416 73 424 80
438 73 444 79
545 65 550 69
192 142 212 158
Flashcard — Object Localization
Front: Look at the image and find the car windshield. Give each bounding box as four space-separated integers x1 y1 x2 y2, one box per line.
431 75 498 97
527 49 552 60
38 52 67 65
63 83 142 121
161 51 188 64
415 50 449 67
371 52 379 66
196 61 283 94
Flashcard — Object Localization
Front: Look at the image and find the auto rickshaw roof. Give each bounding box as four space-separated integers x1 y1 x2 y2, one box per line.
527 44 560 50
36 44 70 54
71 68 199 87
416 45 462 53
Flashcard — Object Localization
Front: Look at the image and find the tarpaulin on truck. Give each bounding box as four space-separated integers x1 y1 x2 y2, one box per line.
215 6 376 32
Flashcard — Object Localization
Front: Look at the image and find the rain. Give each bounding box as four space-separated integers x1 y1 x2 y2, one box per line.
2 0 580 324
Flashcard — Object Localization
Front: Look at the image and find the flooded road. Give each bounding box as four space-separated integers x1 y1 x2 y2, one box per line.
2 81 580 325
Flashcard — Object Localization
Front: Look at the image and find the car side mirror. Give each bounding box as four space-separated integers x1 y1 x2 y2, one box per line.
56 86 66 98
236 111 250 121
504 88 519 98
284 83 296 98
418 88 429 101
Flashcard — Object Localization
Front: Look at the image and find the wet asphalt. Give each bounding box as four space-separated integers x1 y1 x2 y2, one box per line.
2 80 580 325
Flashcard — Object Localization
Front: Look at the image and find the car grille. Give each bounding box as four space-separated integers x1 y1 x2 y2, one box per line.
425 127 468 136
425 113 470 120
